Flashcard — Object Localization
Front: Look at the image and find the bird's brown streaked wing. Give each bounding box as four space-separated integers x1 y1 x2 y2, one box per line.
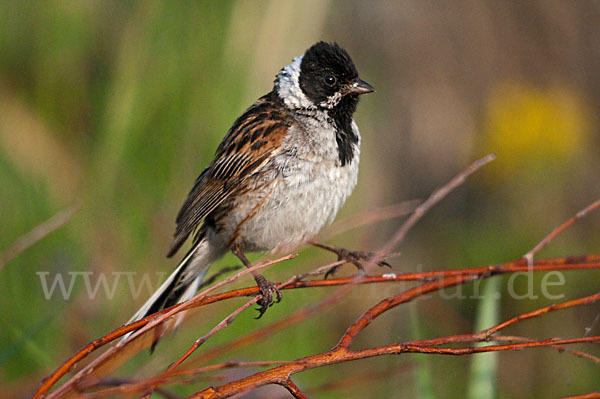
167 94 292 257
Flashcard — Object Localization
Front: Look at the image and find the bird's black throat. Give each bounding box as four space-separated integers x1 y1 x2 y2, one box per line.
329 94 359 166
297 42 362 167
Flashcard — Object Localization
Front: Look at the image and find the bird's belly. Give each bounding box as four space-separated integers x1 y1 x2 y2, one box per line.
230 158 359 253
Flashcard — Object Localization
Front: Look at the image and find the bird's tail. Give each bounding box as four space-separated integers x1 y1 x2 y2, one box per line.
123 236 222 346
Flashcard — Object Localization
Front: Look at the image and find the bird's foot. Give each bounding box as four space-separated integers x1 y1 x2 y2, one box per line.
318 244 391 279
254 274 282 318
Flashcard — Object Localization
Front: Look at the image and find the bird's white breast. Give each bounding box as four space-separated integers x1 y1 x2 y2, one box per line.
230 120 360 252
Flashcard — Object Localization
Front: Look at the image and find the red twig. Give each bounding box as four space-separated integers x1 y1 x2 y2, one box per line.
162 259 348 377
484 291 600 336
139 298 262 399
183 264 600 398
33 255 600 399
335 274 476 349
280 379 310 399
299 363 413 396
186 337 600 398
561 393 600 399
36 155 496 398
183 261 349 371
38 254 297 399
93 268 600 398
35 156 600 399
94 378 181 399
524 198 600 264
318 200 419 239
83 362 294 398
359 154 497 272
166 298 259 374
384 154 496 251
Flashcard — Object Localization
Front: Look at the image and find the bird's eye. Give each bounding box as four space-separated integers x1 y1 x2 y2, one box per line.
324 75 336 86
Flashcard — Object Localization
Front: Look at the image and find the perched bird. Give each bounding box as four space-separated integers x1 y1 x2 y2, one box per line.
127 41 375 333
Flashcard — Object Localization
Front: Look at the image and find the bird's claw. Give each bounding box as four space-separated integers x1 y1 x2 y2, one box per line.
324 265 341 280
254 275 281 318
324 248 390 279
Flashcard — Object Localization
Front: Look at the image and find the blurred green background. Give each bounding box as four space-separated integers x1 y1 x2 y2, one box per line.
1 1 599 398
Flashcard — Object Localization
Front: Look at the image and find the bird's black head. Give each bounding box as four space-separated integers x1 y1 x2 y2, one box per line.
299 42 374 111
297 42 374 166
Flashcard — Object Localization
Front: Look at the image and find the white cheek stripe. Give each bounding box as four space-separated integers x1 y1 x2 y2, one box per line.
275 56 315 109
319 91 342 109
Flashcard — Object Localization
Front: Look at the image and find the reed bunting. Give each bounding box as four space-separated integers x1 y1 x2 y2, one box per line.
128 41 375 333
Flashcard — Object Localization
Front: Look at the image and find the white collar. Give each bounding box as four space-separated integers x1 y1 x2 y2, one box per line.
275 56 315 110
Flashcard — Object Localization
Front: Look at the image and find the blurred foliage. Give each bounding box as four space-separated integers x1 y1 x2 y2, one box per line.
482 83 591 178
1 1 599 398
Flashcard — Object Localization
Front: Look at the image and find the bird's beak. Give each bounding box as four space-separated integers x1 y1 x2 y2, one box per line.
347 79 375 95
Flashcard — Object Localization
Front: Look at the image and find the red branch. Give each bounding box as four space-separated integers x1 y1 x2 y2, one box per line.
561 393 600 399
33 156 600 399
185 337 599 399
280 379 310 399
524 198 600 263
34 255 600 399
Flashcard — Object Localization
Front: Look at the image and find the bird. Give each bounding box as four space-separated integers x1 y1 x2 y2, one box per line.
127 41 375 337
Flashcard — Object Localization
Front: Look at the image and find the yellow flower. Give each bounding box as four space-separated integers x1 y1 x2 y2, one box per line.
482 83 591 177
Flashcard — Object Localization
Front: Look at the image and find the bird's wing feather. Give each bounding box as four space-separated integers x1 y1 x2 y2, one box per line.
167 93 292 257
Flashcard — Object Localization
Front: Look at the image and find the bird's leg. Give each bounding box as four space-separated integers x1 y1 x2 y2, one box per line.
308 240 391 279
231 246 281 318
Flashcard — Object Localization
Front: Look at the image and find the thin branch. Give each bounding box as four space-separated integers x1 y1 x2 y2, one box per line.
379 154 496 256
300 363 412 396
84 264 600 398
347 292 600 358
150 260 356 395
40 155 600 399
335 273 478 349
38 254 297 399
184 269 344 369
96 378 181 399
183 269 600 398
91 330 599 399
86 362 294 398
318 200 419 239
0 205 79 271
335 258 600 350
524 198 600 264
187 337 600 398
561 393 600 399
280 379 310 399
168 298 259 372
172 361 294 378
36 155 497 399
482 335 600 363
33 255 600 399
137 298 263 399
197 266 243 290
385 336 600 355
340 153 496 281
483 292 600 337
